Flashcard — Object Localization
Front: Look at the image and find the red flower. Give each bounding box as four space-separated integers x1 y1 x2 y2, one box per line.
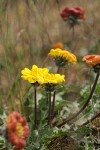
83 55 100 67
60 7 85 22
6 111 30 150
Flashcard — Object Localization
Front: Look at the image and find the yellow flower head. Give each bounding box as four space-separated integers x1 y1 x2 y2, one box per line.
41 73 65 92
21 65 49 84
48 48 77 66
43 73 65 84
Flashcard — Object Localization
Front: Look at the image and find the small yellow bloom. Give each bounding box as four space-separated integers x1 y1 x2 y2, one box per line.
21 65 49 84
48 48 77 66
42 73 65 84
21 68 33 82
40 73 65 92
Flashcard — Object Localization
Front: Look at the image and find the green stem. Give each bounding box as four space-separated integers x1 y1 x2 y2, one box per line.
34 87 37 129
57 72 100 128
48 92 51 127
91 98 95 115
57 66 60 73
51 91 56 118
56 0 60 11
71 26 76 53
79 112 100 129
51 66 60 124
71 26 75 43
72 26 75 40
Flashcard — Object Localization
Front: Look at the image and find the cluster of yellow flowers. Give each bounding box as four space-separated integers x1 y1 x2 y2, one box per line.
48 48 77 65
21 65 65 86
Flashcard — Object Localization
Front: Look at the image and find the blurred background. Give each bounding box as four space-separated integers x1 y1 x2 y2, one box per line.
0 0 100 112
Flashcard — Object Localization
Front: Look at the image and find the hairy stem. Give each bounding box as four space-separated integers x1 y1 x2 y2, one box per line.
34 87 37 129
79 112 100 129
56 0 60 11
48 92 52 127
57 72 100 128
51 66 60 124
72 26 75 41
51 91 56 118
57 66 60 73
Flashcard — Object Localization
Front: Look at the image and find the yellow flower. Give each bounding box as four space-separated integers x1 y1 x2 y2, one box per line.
21 65 49 84
21 68 32 81
41 73 65 92
42 73 65 84
48 48 77 66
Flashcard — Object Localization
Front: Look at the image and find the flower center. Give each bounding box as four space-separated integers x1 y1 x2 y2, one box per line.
16 123 24 138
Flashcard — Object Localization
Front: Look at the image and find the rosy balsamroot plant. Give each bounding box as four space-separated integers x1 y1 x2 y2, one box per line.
60 7 85 28
6 111 29 150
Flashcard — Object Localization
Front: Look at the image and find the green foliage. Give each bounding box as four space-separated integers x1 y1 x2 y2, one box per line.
0 137 6 150
0 109 7 150
23 81 100 150
0 77 99 150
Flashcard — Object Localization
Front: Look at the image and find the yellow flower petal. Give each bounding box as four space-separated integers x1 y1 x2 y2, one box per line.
48 48 77 65
21 65 49 84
